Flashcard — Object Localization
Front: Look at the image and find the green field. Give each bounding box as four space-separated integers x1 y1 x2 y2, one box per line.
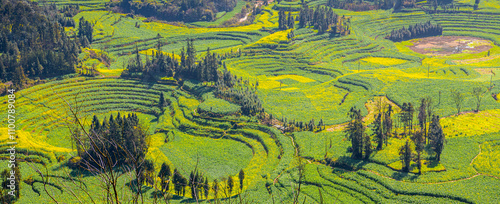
2 0 500 203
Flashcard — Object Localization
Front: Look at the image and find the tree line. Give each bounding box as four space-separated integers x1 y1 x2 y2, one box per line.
214 65 264 116
123 39 220 83
0 0 80 89
261 112 326 133
327 0 392 11
296 5 350 35
386 21 443 42
78 17 94 48
156 162 246 200
112 0 237 22
345 97 446 174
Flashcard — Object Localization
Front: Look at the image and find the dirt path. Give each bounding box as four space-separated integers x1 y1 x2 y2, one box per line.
238 0 271 23
470 143 482 166
469 142 500 180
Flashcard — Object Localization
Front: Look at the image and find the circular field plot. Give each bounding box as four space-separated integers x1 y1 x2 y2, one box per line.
407 36 493 56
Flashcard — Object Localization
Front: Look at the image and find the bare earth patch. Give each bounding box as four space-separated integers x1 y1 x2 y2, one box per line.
408 36 492 56
474 68 498 75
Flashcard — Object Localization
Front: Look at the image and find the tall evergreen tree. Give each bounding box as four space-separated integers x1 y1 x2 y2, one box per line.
202 177 208 199
279 11 287 30
425 97 433 144
12 65 26 87
429 115 445 161
399 139 413 173
383 104 393 146
186 39 196 70
227 176 234 195
411 131 424 174
0 62 6 81
345 107 364 159
363 134 372 160
238 169 245 191
418 98 427 138
212 179 219 199
159 92 165 111
373 113 384 150
158 162 171 192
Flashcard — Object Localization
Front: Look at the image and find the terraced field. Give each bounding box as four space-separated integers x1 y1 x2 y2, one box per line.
0 77 297 203
2 0 500 203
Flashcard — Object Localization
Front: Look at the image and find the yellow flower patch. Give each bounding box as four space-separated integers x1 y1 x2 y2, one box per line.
441 109 500 137
0 128 72 153
361 57 407 66
96 68 124 77
178 96 200 110
258 80 286 89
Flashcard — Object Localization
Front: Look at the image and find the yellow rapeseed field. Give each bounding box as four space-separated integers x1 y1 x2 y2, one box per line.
361 57 407 66
441 109 500 137
0 128 72 153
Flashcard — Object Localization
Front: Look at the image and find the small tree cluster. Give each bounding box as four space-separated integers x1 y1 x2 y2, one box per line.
76 113 148 169
399 102 415 136
189 170 210 200
214 67 264 116
372 103 393 150
345 107 366 160
278 11 295 30
298 5 345 34
399 139 414 172
0 0 80 88
78 17 94 47
386 21 443 42
172 169 188 196
115 0 236 22
158 162 172 193
124 39 222 83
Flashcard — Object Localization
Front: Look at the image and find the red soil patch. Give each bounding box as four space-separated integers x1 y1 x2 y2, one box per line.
408 36 492 56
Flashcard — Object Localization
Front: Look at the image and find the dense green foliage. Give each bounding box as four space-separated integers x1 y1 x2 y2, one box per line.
0 0 79 87
115 0 237 22
1 0 500 202
387 21 443 42
73 113 148 169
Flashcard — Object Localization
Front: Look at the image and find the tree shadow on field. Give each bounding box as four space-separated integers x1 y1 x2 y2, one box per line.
426 159 439 168
126 179 153 194
181 79 215 99
68 167 97 178
391 171 418 181
329 32 340 38
330 156 370 171
150 117 159 123
179 194 242 203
